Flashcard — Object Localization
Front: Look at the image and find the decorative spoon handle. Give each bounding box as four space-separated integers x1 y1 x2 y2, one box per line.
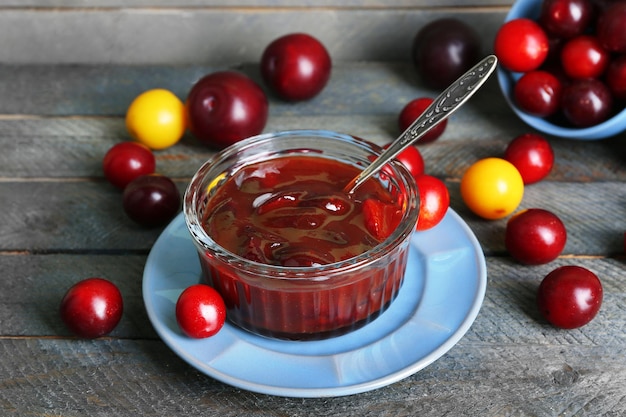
344 54 498 194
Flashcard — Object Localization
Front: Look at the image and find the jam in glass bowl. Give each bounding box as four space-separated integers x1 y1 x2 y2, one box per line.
184 130 419 340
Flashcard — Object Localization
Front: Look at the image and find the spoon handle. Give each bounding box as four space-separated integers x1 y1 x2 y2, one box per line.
344 54 498 194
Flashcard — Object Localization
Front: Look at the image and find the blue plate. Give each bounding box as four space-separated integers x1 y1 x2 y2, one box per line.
143 209 487 398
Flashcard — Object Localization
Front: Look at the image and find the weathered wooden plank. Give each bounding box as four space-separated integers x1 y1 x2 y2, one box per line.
1 252 624 344
0 337 624 415
0 65 210 115
0 4 622 416
0 180 174 251
0 62 498 115
452 180 626 258
0 253 155 338
0 246 623 413
473 257 626 347
0 64 625 183
0 8 506 64
0 179 624 255
0 0 515 8
1 114 625 182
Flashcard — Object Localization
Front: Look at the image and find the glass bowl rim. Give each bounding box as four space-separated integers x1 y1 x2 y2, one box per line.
183 129 419 281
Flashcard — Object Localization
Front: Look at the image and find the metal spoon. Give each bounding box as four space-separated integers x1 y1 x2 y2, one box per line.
344 54 498 194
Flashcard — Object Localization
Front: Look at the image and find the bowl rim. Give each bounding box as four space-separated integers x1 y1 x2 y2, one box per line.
498 68 626 140
183 129 420 280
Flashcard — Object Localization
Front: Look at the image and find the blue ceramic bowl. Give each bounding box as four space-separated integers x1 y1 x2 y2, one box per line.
497 0 626 140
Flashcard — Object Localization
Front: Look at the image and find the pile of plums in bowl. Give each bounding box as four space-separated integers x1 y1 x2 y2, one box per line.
495 0 626 140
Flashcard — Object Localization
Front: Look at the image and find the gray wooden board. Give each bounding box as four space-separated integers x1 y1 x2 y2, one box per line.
0 253 153 338
0 180 625 256
0 180 180 251
0 4 625 410
1 115 625 182
0 339 625 416
0 257 625 415
0 8 506 64
0 62 503 116
0 0 515 7
0 63 624 181
1 253 625 342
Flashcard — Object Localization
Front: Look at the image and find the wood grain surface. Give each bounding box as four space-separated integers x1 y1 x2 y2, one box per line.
0 5 507 64
1 2 626 416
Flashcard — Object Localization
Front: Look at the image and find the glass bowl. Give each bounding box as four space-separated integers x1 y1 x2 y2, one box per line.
183 129 419 340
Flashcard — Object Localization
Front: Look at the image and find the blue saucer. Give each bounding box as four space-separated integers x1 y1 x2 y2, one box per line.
143 209 487 397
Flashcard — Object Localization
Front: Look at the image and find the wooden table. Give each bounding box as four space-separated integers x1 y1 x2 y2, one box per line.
2 2 625 415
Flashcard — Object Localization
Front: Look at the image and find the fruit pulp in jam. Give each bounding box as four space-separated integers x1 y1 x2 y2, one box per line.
198 155 411 339
202 155 404 266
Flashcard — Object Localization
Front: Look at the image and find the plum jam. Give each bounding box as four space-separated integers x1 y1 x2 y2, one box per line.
203 156 402 267
184 130 419 340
